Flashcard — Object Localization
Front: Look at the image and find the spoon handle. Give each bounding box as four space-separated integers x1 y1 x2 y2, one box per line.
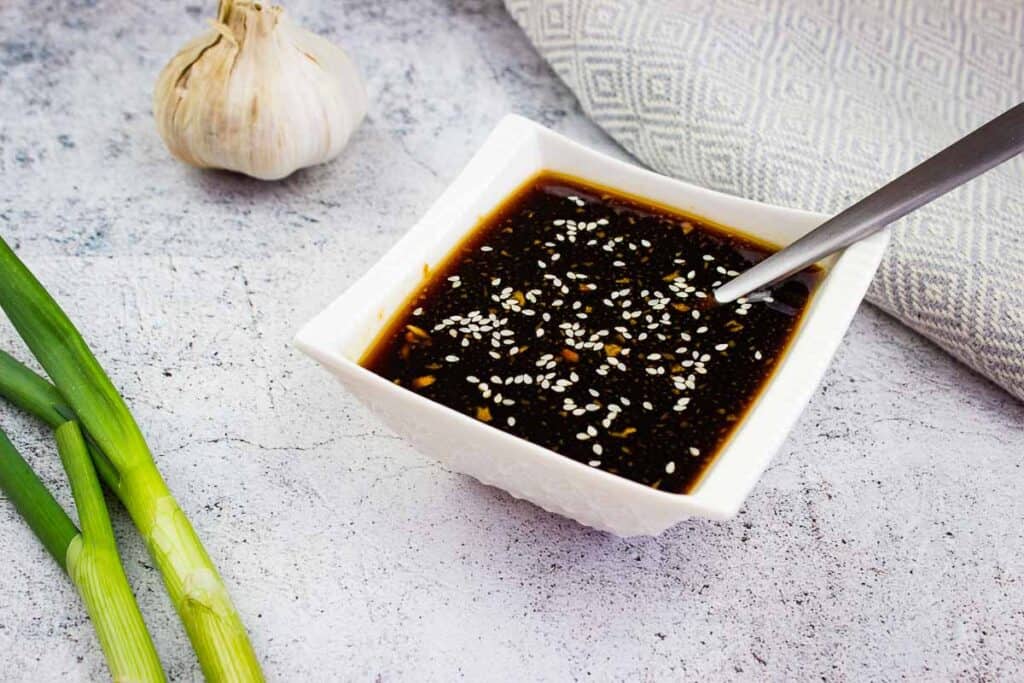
714 102 1024 304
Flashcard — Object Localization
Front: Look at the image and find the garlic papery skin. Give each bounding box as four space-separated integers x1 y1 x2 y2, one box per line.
154 0 367 180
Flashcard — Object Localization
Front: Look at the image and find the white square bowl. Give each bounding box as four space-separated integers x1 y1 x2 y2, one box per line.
295 114 889 537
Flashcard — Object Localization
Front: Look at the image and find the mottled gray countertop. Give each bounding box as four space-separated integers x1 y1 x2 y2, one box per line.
1 1 1022 681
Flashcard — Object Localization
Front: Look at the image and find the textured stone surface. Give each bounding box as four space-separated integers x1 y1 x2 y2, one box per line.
0 1 1021 681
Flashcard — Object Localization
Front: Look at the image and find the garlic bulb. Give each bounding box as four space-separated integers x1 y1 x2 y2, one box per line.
154 0 367 180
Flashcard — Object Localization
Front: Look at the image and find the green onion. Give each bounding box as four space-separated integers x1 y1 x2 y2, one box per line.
0 349 67 426
0 349 118 486
0 424 165 682
0 237 262 681
0 426 78 567
56 421 167 682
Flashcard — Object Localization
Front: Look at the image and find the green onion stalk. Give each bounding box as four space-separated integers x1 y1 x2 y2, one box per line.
0 423 165 682
0 238 262 682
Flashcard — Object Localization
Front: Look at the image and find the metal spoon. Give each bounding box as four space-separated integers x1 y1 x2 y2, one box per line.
714 102 1024 304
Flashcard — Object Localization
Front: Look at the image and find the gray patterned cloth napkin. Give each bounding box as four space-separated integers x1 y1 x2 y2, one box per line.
504 0 1024 400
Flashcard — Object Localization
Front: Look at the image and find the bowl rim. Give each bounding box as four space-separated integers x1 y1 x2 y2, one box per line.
295 114 890 519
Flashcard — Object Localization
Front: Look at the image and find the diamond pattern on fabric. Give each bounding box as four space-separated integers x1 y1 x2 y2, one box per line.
505 0 1024 399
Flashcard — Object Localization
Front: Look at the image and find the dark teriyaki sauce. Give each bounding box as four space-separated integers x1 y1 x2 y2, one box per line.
362 173 822 494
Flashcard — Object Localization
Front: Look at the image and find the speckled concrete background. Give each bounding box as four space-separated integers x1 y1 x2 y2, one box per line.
0 1 1021 681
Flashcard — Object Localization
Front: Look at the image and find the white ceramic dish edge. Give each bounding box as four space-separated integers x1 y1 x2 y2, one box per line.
295 115 889 536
